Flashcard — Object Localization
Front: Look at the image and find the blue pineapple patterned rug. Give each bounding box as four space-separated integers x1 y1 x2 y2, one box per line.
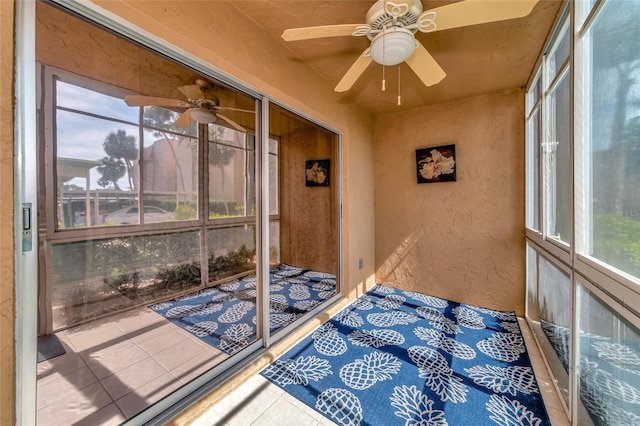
149 264 335 355
260 284 551 426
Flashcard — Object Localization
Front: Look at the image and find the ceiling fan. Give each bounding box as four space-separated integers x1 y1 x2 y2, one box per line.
124 79 253 132
282 0 540 92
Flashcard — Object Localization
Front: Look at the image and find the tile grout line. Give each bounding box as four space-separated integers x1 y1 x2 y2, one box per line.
36 362 102 411
247 392 287 426
76 324 135 422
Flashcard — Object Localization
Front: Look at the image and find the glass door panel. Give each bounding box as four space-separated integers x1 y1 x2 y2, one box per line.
266 103 340 337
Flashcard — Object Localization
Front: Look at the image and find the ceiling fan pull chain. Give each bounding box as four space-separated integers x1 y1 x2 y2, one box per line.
397 66 401 106
382 27 386 91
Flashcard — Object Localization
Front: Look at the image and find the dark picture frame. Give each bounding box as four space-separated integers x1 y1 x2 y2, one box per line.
416 144 457 184
305 159 330 187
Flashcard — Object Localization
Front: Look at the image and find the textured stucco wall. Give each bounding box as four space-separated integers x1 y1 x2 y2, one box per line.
374 90 526 315
0 1 15 425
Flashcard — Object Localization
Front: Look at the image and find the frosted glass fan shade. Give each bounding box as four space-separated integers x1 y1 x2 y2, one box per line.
370 27 416 66
190 108 217 123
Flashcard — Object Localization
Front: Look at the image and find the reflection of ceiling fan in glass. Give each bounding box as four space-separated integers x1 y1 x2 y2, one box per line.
281 0 540 92
124 79 254 132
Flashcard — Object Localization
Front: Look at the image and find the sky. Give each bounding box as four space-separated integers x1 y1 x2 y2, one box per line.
55 80 251 192
57 81 141 190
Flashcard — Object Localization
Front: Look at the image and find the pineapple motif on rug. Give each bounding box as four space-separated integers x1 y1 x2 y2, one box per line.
149 264 335 355
261 284 551 426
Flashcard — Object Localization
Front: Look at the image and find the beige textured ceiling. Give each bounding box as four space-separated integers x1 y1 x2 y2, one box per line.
228 0 563 117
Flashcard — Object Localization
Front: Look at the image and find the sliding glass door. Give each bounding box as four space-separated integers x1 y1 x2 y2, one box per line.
30 1 341 424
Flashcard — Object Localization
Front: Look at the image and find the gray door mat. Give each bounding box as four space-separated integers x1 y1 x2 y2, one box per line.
37 334 66 363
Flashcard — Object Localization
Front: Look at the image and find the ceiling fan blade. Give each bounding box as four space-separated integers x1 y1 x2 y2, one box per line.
282 24 366 41
216 113 246 133
334 49 373 93
422 0 540 32
405 41 446 87
178 84 205 100
174 109 193 129
215 106 256 114
124 95 183 107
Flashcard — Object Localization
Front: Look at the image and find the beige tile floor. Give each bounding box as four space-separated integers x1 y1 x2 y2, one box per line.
191 318 571 426
38 309 571 426
36 307 230 425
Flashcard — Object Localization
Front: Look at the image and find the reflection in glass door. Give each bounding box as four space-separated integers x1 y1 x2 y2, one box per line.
35 2 264 423
576 281 640 425
265 104 341 340
33 1 341 424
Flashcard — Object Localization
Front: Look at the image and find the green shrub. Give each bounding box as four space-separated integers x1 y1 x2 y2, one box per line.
593 213 640 276
156 261 202 291
145 199 177 211
173 204 196 220
209 200 238 215
208 245 256 281
103 271 141 298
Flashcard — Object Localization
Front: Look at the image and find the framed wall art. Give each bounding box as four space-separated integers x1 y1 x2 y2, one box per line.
416 144 457 184
306 159 330 187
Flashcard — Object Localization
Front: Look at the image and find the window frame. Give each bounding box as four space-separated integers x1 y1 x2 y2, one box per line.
526 69 543 235
203 127 280 225
43 65 204 239
43 66 281 235
526 240 574 414
541 16 572 253
573 0 640 297
543 65 571 247
525 1 640 423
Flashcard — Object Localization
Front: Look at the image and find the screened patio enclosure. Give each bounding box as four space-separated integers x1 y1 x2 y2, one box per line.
525 2 640 424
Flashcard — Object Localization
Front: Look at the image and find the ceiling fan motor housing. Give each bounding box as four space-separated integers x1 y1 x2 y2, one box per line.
365 0 423 36
365 1 423 66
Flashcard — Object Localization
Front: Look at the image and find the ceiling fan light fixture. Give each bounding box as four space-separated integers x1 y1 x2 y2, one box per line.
370 27 416 66
189 108 217 124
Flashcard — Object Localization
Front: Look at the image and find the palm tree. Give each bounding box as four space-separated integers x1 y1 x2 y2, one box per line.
623 116 640 172
593 8 640 213
103 130 138 191
96 156 126 190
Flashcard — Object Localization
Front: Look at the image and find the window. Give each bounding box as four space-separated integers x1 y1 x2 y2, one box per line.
52 75 199 229
544 70 571 243
576 280 640 425
526 245 571 409
526 2 640 423
50 230 201 329
544 22 571 245
269 138 279 216
526 17 571 246
526 75 541 231
207 126 255 219
142 106 198 223
577 0 640 281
